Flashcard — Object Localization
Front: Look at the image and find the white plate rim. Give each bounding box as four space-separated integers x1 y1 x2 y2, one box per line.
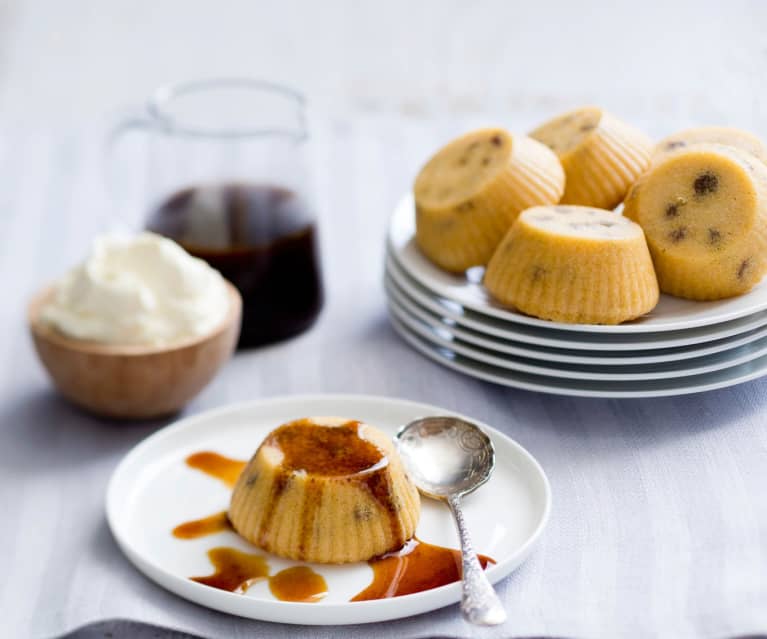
385 270 767 365
106 394 551 625
386 253 767 351
389 193 767 334
389 314 767 398
387 293 767 381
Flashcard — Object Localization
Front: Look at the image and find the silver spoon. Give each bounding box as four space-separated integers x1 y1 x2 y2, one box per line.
396 416 507 626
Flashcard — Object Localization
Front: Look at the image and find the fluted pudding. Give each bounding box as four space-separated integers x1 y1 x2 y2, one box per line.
229 417 420 564
414 128 564 272
484 205 659 324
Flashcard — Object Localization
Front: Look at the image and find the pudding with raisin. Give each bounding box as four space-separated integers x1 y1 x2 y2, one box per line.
414 128 564 272
653 126 767 165
529 106 652 210
484 204 658 324
624 143 767 300
229 417 420 564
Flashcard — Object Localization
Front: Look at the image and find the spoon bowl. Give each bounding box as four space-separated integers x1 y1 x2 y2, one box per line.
396 416 495 498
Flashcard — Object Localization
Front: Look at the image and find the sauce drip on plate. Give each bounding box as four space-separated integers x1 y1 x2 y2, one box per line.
185 451 246 487
352 537 494 601
190 547 327 602
172 511 232 539
177 447 495 602
269 566 328 603
191 547 269 594
175 511 495 603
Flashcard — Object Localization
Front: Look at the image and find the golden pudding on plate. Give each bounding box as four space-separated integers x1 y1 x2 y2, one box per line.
414 127 564 273
484 204 659 324
229 417 420 564
529 106 653 210
653 126 767 165
624 143 767 300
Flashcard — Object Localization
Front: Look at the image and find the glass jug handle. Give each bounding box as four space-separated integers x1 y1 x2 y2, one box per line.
103 109 154 232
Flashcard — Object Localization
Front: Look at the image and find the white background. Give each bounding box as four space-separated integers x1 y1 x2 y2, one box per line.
0 0 764 129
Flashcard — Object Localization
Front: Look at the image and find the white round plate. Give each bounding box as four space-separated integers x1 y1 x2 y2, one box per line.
390 194 767 334
386 254 767 351
387 293 767 381
385 271 767 366
389 314 767 398
107 395 550 625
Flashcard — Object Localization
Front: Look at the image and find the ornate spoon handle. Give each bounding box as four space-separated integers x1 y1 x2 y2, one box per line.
446 493 507 626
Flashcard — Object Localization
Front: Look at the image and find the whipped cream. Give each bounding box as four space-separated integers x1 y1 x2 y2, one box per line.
42 233 230 345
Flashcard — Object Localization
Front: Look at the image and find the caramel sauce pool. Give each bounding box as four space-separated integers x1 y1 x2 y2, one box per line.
191 547 327 602
176 516 495 602
352 538 495 601
269 566 328 603
185 451 245 487
191 547 269 594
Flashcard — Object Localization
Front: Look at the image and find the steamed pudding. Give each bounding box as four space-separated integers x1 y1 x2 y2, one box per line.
414 128 564 272
229 417 420 564
484 205 659 324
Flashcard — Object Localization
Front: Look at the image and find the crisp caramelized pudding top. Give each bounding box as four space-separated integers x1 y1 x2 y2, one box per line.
263 418 387 476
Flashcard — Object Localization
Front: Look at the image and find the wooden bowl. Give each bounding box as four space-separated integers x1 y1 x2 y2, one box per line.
28 281 242 420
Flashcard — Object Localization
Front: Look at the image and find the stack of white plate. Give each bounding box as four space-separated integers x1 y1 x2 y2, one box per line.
384 195 767 398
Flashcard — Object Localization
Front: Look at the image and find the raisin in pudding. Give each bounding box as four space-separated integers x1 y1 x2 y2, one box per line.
484 205 658 324
414 128 564 272
653 126 767 165
624 143 767 300
529 106 652 210
229 417 420 564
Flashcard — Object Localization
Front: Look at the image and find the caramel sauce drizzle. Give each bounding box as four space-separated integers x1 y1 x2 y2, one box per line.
180 444 495 603
191 547 269 594
269 565 328 603
190 546 327 602
172 511 232 539
175 511 495 603
185 451 246 487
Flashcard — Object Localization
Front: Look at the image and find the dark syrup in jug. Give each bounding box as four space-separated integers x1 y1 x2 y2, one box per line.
147 183 323 348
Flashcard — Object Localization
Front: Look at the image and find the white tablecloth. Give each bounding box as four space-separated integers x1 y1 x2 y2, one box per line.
3 115 767 639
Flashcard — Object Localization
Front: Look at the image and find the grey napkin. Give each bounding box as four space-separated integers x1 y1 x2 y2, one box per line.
52 620 573 639
53 620 206 638
51 621 767 639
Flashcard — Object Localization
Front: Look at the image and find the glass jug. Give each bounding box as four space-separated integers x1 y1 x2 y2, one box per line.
109 78 323 349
